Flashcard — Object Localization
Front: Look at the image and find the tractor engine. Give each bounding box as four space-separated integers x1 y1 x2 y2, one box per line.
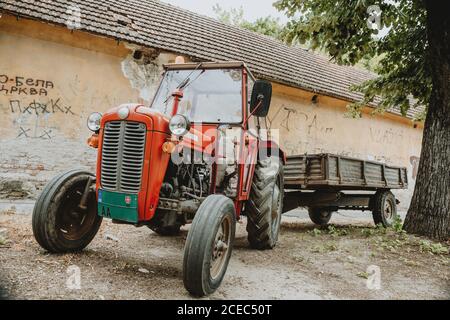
150 139 238 231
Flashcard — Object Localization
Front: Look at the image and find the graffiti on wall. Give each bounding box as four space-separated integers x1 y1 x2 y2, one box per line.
307 115 334 135
268 105 334 134
267 104 334 155
369 126 404 144
0 75 53 96
9 98 74 115
0 74 75 139
267 105 308 131
266 104 404 167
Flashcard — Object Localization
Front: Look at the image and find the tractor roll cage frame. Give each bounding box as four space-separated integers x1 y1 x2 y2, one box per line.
160 61 257 127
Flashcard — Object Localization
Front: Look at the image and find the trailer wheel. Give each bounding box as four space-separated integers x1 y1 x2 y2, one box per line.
183 195 236 296
246 156 284 250
308 207 333 226
32 169 102 253
372 190 397 227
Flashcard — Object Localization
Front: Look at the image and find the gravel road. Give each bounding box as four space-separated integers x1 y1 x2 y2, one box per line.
0 205 448 300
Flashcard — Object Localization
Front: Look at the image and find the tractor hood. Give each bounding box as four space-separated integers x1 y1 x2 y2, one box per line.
100 104 170 133
100 104 218 154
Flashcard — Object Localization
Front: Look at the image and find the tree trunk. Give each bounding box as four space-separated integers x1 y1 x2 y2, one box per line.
403 1 450 240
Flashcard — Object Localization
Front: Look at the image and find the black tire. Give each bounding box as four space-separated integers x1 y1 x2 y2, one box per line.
246 156 284 250
149 225 181 236
183 195 236 297
32 169 102 253
308 207 333 226
372 190 397 227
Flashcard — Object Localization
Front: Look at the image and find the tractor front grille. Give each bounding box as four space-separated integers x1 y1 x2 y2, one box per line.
101 121 146 193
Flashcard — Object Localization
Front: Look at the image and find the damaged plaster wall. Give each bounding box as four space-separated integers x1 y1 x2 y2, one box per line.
121 45 184 103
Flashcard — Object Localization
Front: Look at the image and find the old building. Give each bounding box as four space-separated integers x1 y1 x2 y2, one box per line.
0 0 423 209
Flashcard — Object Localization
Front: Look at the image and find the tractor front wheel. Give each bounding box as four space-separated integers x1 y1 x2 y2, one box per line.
183 195 236 296
32 169 102 253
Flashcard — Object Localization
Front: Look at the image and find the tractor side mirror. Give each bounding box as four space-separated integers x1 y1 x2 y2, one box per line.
250 80 272 117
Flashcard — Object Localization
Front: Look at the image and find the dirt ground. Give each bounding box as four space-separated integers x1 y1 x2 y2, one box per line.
0 207 449 300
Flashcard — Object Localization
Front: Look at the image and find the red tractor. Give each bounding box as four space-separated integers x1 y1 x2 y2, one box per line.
32 61 285 296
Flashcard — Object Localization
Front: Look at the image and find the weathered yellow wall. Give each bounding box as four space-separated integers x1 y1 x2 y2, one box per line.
270 84 423 162
0 16 176 192
0 14 139 139
0 15 423 208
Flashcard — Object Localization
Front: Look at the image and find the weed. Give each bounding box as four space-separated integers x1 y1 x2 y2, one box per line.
440 256 449 266
292 254 305 263
327 225 349 237
400 257 421 267
0 236 7 246
311 243 338 253
419 240 449 255
357 271 369 279
379 238 407 252
361 225 387 237
391 215 406 235
361 228 375 237
375 223 387 234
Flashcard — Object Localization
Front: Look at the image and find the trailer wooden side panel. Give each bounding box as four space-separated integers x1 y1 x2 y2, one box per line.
284 154 408 190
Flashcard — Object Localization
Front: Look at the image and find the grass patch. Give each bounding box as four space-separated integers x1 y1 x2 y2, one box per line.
391 215 406 234
419 240 449 255
309 228 323 237
327 225 349 237
0 236 7 246
311 243 338 253
356 271 369 279
303 217 449 262
292 254 306 263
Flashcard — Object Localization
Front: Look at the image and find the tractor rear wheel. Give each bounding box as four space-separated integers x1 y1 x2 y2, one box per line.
246 156 284 250
32 169 102 253
183 195 236 296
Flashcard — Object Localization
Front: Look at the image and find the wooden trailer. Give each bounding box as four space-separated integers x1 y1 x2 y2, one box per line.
282 153 408 227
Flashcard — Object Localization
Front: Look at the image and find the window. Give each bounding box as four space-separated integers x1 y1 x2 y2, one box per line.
151 68 243 123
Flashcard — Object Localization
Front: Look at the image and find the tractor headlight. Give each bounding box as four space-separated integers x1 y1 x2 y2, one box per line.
118 106 129 119
87 112 102 132
169 114 190 136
